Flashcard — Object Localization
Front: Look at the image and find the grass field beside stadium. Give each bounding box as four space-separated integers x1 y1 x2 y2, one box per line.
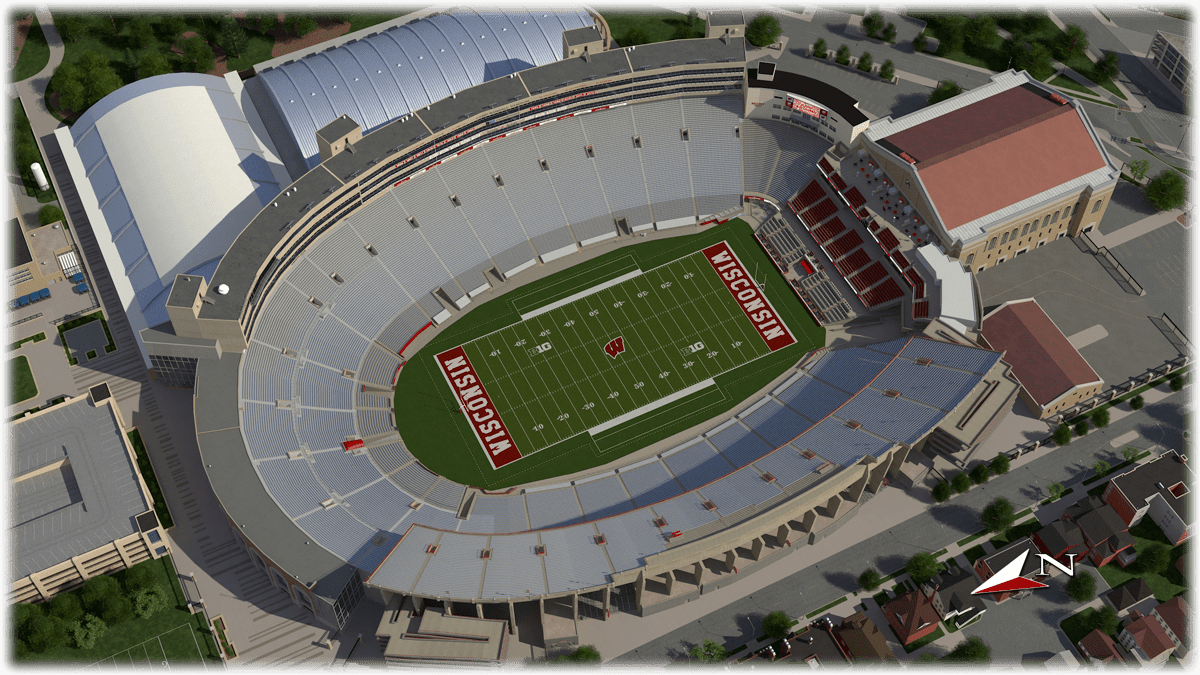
394 219 825 489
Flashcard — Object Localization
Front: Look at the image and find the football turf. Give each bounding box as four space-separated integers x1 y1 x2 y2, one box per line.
394 219 825 489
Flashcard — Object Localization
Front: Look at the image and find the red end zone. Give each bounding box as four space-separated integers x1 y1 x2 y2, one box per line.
434 346 522 469
702 241 797 352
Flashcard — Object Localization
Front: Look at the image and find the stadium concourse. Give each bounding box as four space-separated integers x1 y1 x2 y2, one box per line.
115 11 1117 655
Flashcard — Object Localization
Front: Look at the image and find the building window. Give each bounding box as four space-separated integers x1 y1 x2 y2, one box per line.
148 530 161 543
978 267 985 274
1092 199 1102 213
270 568 288 590
1051 210 1060 223
149 354 199 389
1000 232 1009 245
155 546 168 556
1020 223 1030 236
1010 228 1019 240
988 237 997 250
965 253 975 266
1063 205 1072 218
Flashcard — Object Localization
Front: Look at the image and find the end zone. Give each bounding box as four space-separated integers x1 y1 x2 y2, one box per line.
702 241 797 352
434 346 522 469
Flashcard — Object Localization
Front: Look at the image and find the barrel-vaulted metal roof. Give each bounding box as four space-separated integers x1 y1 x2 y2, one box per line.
256 8 592 170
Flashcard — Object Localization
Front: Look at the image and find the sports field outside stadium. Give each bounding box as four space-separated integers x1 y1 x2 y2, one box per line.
394 220 825 489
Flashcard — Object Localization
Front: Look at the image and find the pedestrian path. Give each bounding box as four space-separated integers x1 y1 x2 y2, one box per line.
1089 208 1185 249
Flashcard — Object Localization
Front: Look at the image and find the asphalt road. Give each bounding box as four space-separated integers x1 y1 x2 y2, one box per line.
610 396 1186 663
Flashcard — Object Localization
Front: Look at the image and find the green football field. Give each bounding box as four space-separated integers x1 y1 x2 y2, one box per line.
439 244 786 466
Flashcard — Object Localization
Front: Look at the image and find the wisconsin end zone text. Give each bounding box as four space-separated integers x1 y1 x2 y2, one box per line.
435 346 522 469
702 241 796 352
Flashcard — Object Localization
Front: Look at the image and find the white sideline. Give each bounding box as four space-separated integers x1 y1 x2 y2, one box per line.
587 378 716 436
519 269 643 320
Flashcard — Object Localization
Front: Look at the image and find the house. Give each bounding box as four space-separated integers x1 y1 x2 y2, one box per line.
1044 649 1080 668
1032 519 1086 565
1103 578 1155 615
921 565 987 629
882 585 942 645
1103 450 1192 545
1077 628 1125 665
835 611 896 662
1151 596 1189 659
1118 610 1175 665
1071 501 1136 567
973 537 1044 603
781 623 849 665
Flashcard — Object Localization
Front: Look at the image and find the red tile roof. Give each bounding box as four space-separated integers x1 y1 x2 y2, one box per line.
1079 629 1125 663
886 86 1106 231
884 589 940 643
1153 596 1189 645
982 299 1102 407
1124 615 1175 659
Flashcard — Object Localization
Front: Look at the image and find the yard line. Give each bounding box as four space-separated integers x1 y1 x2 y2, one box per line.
610 278 675 402
473 332 543 450
558 305 622 421
673 254 757 373
482 330 556 449
544 307 609 428
660 258 728 382
528 311 589 438
644 265 713 381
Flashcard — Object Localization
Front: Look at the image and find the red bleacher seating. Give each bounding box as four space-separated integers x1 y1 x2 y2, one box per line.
818 157 834 175
849 261 888 292
791 180 826 212
890 250 910 270
826 230 864 260
844 186 866 209
862 278 904 308
914 300 930 319
829 173 847 192
834 248 872 277
876 228 900 252
905 269 926 299
799 259 815 275
868 220 880 232
801 199 837 228
811 216 846 243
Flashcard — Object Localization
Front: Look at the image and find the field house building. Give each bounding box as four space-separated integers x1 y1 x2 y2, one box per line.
40 9 1132 646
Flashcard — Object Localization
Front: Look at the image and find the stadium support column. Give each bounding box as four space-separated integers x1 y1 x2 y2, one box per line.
692 561 705 586
867 457 890 494
507 599 516 634
602 586 611 620
749 537 764 561
776 524 790 547
474 603 483 618
635 571 645 609
725 550 737 572
664 570 675 594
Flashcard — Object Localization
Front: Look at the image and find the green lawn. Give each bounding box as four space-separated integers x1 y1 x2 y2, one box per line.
1137 146 1193 176
1098 78 1126 100
964 544 987 565
128 429 174 528
57 310 118 365
989 518 1043 548
12 16 50 81
13 100 58 203
872 590 890 606
892 624 945 653
15 555 221 665
1097 520 1187 602
223 30 275 72
1061 607 1105 647
394 219 824 489
1042 487 1074 505
10 332 47 351
805 596 847 619
600 11 705 47
10 355 37 404
956 529 988 547
1050 74 1098 96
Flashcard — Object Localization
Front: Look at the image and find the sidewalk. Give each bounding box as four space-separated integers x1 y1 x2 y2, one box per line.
13 7 64 138
1088 208 1185 249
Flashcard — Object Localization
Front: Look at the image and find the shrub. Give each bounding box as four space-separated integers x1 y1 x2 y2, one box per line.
835 44 851 65
288 14 318 37
1047 481 1065 501
913 32 927 52
882 23 896 42
69 613 107 650
1093 460 1110 478
1137 543 1171 575
125 16 154 49
23 612 67 653
1053 424 1072 446
1123 446 1139 462
1170 374 1185 391
928 80 963 105
45 592 83 624
965 15 997 47
554 644 601 663
1146 171 1187 212
1074 419 1090 437
951 472 971 494
879 59 895 80
122 562 157 594
969 463 991 485
943 636 990 663
982 497 1015 533
160 15 187 37
813 37 827 58
1094 51 1120 83
746 13 781 48
1059 24 1089 61
863 11 884 38
1127 159 1150 182
81 574 133 625
690 639 727 661
1130 394 1145 410
858 568 882 591
132 584 170 619
906 552 939 584
932 481 952 502
1092 407 1110 428
762 610 792 640
55 14 90 42
1066 571 1096 601
181 37 214 73
939 16 967 53
990 454 1010 475
622 26 650 47
38 205 64 226
138 51 172 78
857 51 873 72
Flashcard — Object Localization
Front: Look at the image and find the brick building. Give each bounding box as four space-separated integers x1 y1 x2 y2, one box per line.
882 585 941 645
1118 610 1175 665
1151 596 1189 659
973 538 1043 603
1077 628 1125 665
1102 450 1192 545
834 611 896 662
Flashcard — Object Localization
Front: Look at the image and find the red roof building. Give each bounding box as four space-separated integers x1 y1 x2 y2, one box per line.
882 586 941 645
1151 596 1189 658
1102 450 1192 545
1119 610 1176 664
1077 628 1125 664
980 298 1103 419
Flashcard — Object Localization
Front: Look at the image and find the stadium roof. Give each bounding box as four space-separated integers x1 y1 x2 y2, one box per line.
56 72 286 364
981 298 1102 406
747 66 869 126
912 244 977 330
11 397 150 580
251 9 592 171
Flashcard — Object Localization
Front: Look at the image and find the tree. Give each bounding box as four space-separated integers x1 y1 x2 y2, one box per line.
51 51 123 114
554 644 601 663
1066 571 1096 601
965 15 997 47
38 205 64 226
132 584 170 619
1138 543 1171 575
1095 51 1120 83
1053 424 1073 446
929 80 963 105
22 612 67 653
69 613 107 650
943 636 990 662
745 13 781 48
835 44 850 65
879 59 895 80
671 22 697 40
218 16 250 59
1047 481 1065 502
1059 24 1089 61
932 481 952 503
1123 446 1139 462
123 563 157 594
951 471 971 494
882 23 897 43
687 9 699 28
939 16 967 53
56 74 86 112
914 653 938 663
55 15 90 42
969 462 991 485
247 13 277 33
161 15 187 37
46 592 83 624
1026 43 1055 80
181 37 214 73
863 11 884 38
1093 605 1119 635
1093 407 1110 428
1002 30 1029 69
1170 374 1185 391
858 568 882 591
857 51 873 72
1127 159 1150 182
990 454 1010 476
125 15 154 49
762 610 792 640
913 32 927 53
288 14 319 37
690 638 727 661
1074 419 1090 437
813 38 827 58
906 552 939 584
1093 460 1110 478
138 51 172 78
81 574 132 625
1145 171 1187 211
622 27 650 47
982 497 1015 533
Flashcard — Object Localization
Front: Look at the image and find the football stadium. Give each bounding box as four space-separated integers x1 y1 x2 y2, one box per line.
60 9 1121 649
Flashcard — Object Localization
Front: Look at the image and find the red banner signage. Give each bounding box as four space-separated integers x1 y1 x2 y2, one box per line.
786 95 827 119
435 346 522 469
702 241 797 353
